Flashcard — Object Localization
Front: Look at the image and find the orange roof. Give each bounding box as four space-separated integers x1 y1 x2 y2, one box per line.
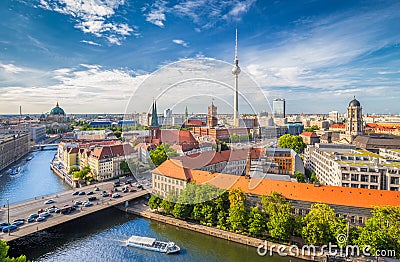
153 159 400 209
330 124 346 129
301 132 318 137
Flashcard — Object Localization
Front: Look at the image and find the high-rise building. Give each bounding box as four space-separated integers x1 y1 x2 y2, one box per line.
232 28 241 127
164 108 172 118
273 98 285 118
207 101 218 127
346 96 363 136
329 111 339 123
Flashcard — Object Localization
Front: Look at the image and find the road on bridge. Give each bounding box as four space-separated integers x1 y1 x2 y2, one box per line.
0 180 150 242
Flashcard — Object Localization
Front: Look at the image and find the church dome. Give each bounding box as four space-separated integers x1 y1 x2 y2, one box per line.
50 102 65 116
349 97 360 107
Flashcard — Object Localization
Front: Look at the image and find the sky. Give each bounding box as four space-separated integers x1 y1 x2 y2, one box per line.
0 0 400 115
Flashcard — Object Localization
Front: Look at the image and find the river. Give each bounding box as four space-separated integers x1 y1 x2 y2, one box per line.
2 150 302 262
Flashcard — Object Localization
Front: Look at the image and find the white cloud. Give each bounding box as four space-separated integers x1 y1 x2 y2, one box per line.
172 39 189 47
145 0 257 29
80 40 102 46
39 0 136 44
0 62 25 74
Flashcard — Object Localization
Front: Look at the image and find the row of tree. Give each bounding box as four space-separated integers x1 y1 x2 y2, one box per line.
0 240 27 262
148 185 400 257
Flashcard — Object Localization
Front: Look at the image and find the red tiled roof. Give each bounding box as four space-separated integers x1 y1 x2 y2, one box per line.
330 124 346 129
90 143 134 160
160 130 198 144
301 132 318 137
153 159 400 209
185 119 205 127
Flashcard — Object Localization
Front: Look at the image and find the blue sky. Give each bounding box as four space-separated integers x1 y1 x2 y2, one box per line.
0 0 399 114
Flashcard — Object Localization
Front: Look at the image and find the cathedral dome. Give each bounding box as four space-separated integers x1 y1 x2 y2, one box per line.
50 102 65 116
349 97 360 107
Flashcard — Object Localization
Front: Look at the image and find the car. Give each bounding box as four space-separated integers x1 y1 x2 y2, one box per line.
46 207 56 213
83 202 93 207
113 181 120 187
78 191 86 195
88 196 97 201
129 188 137 192
13 218 25 223
74 200 82 205
36 216 46 222
72 191 79 195
39 212 51 218
94 187 100 191
37 208 44 214
44 199 55 204
112 193 120 198
122 189 128 193
137 184 143 189
2 224 17 233
101 192 108 197
54 208 60 213
87 191 94 195
0 222 8 227
12 221 24 226
27 217 35 223
29 213 39 219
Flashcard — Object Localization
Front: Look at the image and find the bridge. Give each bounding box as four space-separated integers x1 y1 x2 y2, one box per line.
31 143 59 151
0 181 150 242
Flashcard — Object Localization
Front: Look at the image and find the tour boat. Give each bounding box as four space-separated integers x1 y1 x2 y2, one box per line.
26 156 33 161
126 235 180 254
10 167 21 175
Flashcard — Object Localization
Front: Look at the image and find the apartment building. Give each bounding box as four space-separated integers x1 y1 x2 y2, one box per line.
304 143 400 191
0 133 30 172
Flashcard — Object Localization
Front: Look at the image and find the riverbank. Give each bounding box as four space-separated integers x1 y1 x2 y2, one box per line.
118 202 324 262
50 161 74 188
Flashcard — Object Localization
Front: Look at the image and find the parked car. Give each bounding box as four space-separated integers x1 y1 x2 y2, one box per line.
72 191 79 195
78 191 86 195
44 199 55 204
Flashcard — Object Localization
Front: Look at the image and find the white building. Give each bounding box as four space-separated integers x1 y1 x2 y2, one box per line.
305 143 400 191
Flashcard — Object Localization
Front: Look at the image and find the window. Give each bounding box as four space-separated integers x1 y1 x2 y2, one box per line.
358 217 363 224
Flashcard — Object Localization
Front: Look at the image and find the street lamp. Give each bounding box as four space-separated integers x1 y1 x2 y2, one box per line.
7 198 10 235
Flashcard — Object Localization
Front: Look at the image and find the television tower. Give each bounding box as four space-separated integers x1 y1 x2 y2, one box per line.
231 28 241 127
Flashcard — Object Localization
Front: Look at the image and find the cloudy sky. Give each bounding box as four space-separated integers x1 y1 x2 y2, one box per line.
1 0 399 114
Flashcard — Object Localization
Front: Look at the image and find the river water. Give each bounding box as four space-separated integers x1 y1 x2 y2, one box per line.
2 150 301 262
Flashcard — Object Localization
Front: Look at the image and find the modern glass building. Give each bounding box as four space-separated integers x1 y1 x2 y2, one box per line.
273 98 286 118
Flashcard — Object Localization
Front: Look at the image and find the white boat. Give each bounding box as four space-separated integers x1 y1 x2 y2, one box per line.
26 156 33 161
126 235 180 254
10 167 21 175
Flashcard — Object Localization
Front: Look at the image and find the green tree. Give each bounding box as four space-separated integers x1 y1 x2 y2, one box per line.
68 166 80 174
73 165 91 180
149 144 179 167
227 189 247 233
148 194 162 210
303 125 319 132
160 193 176 215
278 134 306 153
248 206 267 237
120 161 131 174
261 192 294 241
310 172 318 183
357 206 400 258
0 240 27 262
301 203 346 245
294 171 306 183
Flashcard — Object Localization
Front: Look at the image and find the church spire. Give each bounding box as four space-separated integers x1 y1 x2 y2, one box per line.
150 99 159 127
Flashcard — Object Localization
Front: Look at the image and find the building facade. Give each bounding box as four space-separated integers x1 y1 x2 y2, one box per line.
0 133 30 172
304 143 400 191
273 98 286 118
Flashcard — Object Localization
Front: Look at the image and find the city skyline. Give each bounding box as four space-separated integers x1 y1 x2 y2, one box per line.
1 0 400 114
